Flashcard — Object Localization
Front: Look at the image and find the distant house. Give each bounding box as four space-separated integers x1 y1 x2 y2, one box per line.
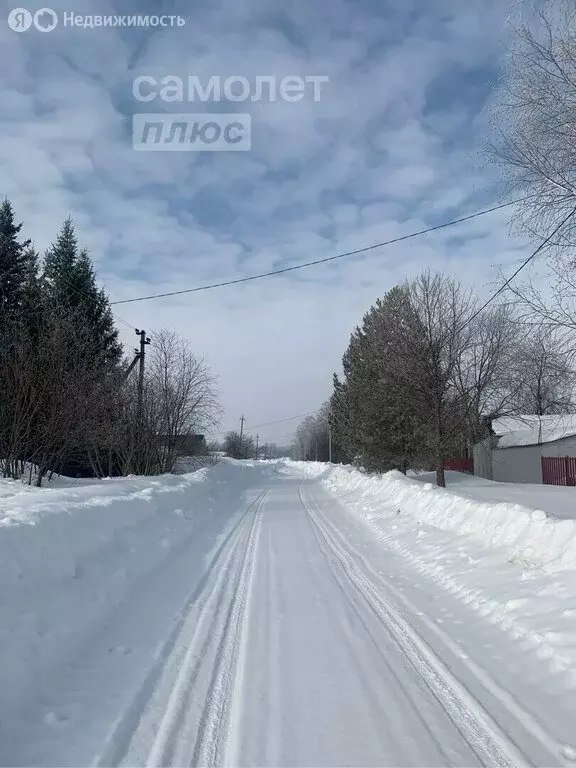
156 433 208 455
473 415 576 484
175 434 208 455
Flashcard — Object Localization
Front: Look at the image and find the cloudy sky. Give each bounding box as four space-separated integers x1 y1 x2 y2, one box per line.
1 0 532 444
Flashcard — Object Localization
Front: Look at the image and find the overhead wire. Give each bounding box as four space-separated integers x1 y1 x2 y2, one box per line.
212 206 576 440
458 205 576 332
0 260 140 343
110 198 523 305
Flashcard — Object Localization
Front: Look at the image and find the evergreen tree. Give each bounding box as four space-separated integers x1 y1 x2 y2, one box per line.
330 286 423 473
42 217 78 306
19 246 45 343
332 274 495 485
43 218 122 367
0 199 31 322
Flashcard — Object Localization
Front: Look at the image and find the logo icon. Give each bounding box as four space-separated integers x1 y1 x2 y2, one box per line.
7 7 32 31
33 7 57 31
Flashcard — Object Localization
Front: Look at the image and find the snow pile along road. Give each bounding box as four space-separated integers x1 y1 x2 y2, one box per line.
290 460 576 688
312 464 576 571
0 460 276 765
410 469 576 521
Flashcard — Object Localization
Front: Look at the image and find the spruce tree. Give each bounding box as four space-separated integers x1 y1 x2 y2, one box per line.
42 217 78 307
331 286 423 473
19 247 45 344
43 218 122 367
0 199 31 323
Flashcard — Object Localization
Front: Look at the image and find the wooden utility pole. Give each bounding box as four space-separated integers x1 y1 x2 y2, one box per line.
328 422 333 463
255 433 259 459
239 415 245 457
135 329 151 421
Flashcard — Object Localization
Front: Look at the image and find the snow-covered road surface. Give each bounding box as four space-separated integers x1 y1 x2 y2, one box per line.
2 462 576 766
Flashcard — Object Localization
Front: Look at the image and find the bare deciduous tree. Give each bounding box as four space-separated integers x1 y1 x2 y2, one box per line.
452 303 524 440
399 273 479 486
116 329 221 476
492 0 576 246
490 1 576 337
224 430 256 460
147 330 221 473
515 329 575 415
330 273 530 486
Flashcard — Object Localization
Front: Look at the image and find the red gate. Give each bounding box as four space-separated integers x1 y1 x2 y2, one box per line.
443 457 473 473
542 456 576 486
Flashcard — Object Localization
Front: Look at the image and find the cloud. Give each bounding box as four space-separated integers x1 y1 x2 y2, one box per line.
0 0 525 443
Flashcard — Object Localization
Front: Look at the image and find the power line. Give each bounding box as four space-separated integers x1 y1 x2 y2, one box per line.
460 205 576 331
208 208 576 443
249 410 320 430
208 409 321 437
0 261 138 335
111 199 523 306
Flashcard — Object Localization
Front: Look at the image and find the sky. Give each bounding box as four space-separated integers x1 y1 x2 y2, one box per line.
0 0 534 445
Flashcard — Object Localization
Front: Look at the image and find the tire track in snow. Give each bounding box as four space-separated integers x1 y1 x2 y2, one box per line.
300 488 460 766
262 525 281 767
203 489 263 768
299 483 535 768
305 484 576 766
94 489 266 767
153 488 264 768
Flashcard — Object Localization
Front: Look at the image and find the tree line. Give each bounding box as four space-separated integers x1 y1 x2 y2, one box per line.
330 274 574 486
296 2 576 486
0 201 220 485
222 430 282 460
295 274 574 485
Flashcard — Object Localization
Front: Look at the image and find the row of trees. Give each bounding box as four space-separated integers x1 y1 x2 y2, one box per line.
296 2 576 486
295 273 574 486
0 200 220 484
332 274 574 486
293 403 349 463
222 430 281 460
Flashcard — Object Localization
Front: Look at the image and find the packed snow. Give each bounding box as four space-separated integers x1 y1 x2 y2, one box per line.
298 462 576 704
1 459 576 766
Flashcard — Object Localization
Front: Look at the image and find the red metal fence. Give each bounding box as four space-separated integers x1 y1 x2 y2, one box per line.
443 457 473 473
542 456 576 486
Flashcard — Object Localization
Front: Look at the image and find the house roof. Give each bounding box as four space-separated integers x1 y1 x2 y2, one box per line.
492 415 576 448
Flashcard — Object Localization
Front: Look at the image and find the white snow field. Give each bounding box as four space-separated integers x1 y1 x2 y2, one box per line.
1 460 576 767
411 469 576 521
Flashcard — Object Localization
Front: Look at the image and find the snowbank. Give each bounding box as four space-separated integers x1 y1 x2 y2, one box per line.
289 460 576 683
411 469 576 520
0 460 276 729
0 460 281 585
290 462 576 572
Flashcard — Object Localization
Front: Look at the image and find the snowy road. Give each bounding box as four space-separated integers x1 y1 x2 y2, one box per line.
2 464 575 767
